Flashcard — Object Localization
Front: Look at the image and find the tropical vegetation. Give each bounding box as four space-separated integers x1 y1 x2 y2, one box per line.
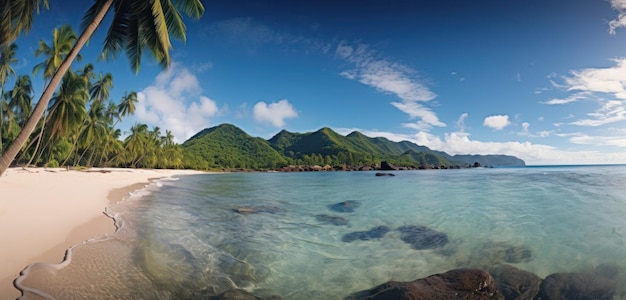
181 124 526 170
0 0 204 176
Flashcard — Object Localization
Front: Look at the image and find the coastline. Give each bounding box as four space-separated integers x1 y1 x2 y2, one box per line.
0 167 205 299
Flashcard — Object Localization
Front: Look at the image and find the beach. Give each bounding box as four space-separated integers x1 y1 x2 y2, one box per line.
0 167 204 299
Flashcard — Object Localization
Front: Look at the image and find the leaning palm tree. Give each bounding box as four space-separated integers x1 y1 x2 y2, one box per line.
0 0 49 48
0 0 204 175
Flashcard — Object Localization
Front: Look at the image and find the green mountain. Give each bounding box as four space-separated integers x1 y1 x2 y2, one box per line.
182 124 525 170
451 154 526 167
182 124 287 169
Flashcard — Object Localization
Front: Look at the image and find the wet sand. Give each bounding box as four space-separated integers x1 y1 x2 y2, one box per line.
0 168 205 299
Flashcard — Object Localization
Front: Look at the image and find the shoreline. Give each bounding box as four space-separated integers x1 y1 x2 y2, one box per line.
0 167 205 299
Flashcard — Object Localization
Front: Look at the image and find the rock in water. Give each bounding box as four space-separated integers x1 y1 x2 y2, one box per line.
342 226 391 242
489 264 541 300
346 268 500 299
375 172 395 177
396 225 449 250
328 200 360 213
207 289 282 300
537 271 616 300
315 214 349 226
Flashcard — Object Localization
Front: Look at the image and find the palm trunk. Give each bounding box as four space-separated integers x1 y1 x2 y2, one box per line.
0 0 113 176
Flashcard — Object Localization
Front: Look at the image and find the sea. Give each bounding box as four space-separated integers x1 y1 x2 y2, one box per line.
15 165 626 299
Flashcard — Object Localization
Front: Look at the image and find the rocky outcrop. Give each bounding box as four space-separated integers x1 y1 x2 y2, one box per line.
347 268 500 299
537 269 617 300
379 161 397 170
489 264 541 300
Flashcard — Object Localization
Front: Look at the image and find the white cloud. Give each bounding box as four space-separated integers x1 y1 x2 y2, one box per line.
609 0 626 34
253 99 298 127
519 122 530 136
562 58 626 98
543 92 590 105
455 113 469 132
569 100 626 126
483 115 511 130
333 127 626 165
134 63 220 143
336 42 444 129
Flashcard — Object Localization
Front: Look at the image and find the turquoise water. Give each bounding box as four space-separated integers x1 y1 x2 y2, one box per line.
17 166 626 299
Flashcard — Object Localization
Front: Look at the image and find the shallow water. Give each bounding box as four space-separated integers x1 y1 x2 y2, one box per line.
16 166 626 299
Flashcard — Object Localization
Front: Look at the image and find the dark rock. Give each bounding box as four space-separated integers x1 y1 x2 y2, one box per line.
537 271 616 300
342 226 391 242
208 289 282 300
379 161 397 170
473 162 482 168
489 264 541 300
396 225 449 250
315 214 349 226
328 200 360 213
374 172 395 177
232 206 281 215
346 268 501 300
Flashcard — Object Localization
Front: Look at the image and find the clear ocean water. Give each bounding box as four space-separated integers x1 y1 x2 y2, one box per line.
16 166 626 299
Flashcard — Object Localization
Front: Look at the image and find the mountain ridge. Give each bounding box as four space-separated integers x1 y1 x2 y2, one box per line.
181 124 525 170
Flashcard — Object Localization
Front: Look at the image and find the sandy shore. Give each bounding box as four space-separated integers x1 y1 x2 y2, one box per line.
0 167 205 299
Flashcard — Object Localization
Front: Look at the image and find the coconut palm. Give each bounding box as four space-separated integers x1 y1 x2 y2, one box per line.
0 43 18 152
0 0 49 47
8 75 33 128
27 25 80 165
46 71 88 149
32 25 81 82
0 0 204 175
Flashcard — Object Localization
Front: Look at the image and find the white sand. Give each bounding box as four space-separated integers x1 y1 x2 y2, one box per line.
0 167 205 299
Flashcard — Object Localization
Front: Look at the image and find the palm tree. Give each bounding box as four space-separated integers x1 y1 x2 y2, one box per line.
0 43 18 152
27 25 80 166
90 72 113 106
46 71 88 145
8 75 33 130
33 25 81 83
0 0 49 47
0 0 204 175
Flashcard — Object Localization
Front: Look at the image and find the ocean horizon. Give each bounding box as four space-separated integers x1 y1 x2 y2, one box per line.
16 164 626 299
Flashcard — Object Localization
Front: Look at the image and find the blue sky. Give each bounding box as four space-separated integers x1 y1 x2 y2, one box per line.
9 0 626 165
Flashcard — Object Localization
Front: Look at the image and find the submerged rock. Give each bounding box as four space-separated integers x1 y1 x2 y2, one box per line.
489 264 541 300
232 206 281 215
207 289 282 300
374 172 395 177
396 225 449 250
462 242 533 268
328 200 360 213
346 268 500 299
537 270 617 300
315 214 349 226
342 226 391 242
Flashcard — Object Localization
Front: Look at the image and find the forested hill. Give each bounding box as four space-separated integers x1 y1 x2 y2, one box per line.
181 124 525 170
